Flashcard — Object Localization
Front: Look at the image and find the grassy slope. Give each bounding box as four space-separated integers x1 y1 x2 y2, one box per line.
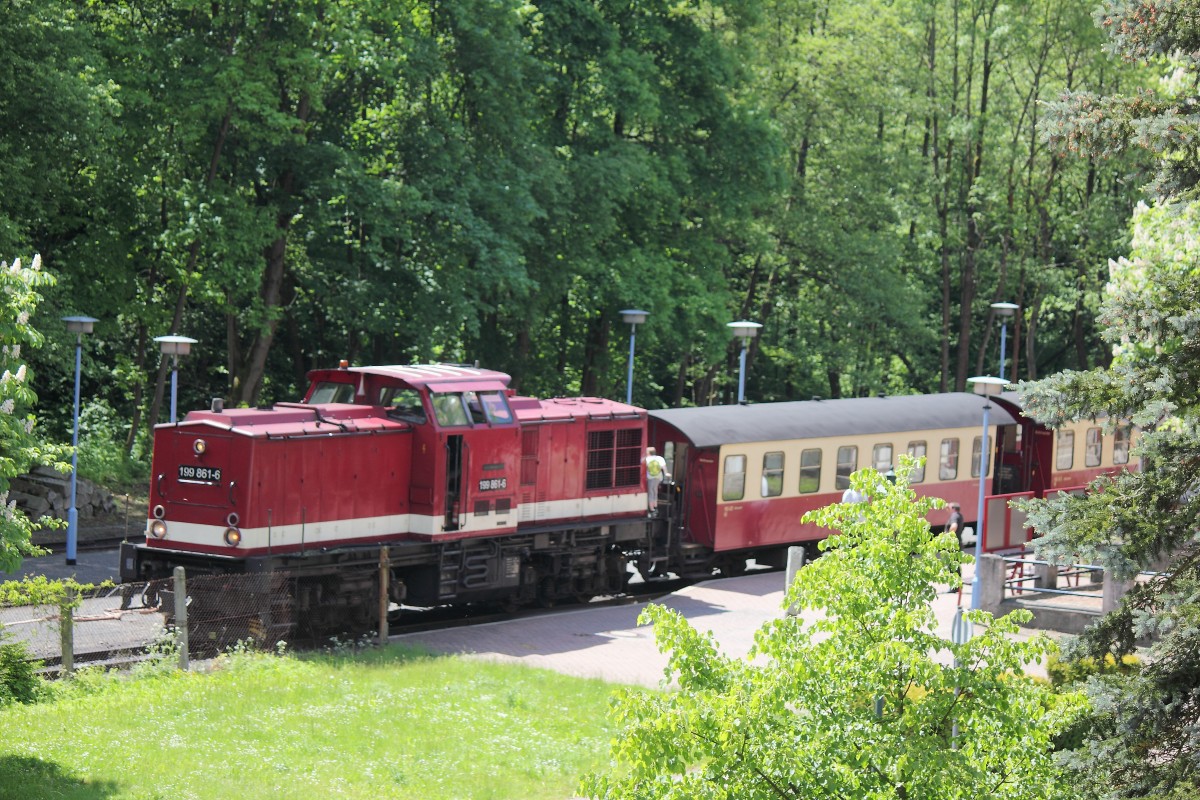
0 645 631 800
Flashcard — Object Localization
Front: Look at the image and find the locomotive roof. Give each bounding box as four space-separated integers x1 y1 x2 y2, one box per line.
510 395 644 422
311 363 512 391
647 392 1018 449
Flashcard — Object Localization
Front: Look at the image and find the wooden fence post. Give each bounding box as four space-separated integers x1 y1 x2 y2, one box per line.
60 587 74 676
379 548 390 644
174 566 189 671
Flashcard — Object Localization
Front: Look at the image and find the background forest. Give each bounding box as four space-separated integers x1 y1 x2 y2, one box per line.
2 0 1150 468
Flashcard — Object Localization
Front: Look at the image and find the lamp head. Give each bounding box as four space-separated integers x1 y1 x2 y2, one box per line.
967 375 1008 397
990 302 1019 317
154 334 198 357
63 316 98 335
727 320 762 339
620 309 649 326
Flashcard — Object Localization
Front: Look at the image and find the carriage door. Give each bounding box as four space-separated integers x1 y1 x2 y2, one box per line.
664 441 687 519
445 435 464 531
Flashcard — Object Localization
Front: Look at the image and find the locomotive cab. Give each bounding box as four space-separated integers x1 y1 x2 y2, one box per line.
302 364 522 540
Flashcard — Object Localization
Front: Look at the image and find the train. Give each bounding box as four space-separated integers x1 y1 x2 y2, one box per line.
118 362 1136 636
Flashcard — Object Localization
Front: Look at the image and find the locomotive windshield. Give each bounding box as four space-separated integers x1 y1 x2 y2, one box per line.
308 381 356 404
431 390 513 427
381 386 427 423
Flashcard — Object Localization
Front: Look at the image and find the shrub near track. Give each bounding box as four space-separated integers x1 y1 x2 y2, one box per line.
0 645 623 800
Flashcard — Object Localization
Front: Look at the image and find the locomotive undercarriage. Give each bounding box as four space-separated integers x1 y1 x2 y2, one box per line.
120 517 665 642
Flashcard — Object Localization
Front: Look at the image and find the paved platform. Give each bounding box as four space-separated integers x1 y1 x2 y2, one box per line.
394 568 1059 688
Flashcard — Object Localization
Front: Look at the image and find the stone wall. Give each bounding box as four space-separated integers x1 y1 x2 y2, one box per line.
9 466 118 523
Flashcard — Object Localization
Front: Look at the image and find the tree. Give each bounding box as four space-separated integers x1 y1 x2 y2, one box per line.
1017 2 1200 796
582 461 1080 800
0 256 69 572
1019 200 1200 798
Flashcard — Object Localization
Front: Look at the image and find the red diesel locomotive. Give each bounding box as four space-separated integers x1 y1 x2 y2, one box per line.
120 363 1136 633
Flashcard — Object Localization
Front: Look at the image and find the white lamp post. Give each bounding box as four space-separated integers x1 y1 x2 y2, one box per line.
155 335 198 424
62 316 97 566
727 321 762 404
966 375 1007 609
990 302 1019 381
619 310 649 405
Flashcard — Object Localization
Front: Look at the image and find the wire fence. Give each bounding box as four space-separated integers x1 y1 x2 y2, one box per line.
0 571 296 674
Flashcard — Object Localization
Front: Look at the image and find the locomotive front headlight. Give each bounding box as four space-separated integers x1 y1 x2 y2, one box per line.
193 439 207 455
150 519 168 539
223 527 242 547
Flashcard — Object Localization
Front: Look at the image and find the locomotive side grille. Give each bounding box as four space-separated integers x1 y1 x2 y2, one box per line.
587 428 643 489
615 428 643 487
586 430 615 489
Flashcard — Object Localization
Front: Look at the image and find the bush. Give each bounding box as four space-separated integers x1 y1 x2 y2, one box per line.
1046 651 1142 689
75 399 149 488
0 637 45 706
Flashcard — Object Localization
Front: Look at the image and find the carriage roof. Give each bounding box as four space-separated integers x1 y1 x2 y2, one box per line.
647 392 1018 449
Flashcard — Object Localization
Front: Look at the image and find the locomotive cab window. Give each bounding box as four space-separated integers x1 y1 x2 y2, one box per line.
939 438 959 480
478 391 513 424
432 393 471 427
723 454 747 501
381 387 427 423
309 381 356 404
761 452 784 498
835 446 857 490
1085 427 1103 467
798 448 822 493
1056 430 1075 470
1113 425 1132 465
907 441 927 483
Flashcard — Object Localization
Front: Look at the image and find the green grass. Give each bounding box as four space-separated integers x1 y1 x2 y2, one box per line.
0 645 629 800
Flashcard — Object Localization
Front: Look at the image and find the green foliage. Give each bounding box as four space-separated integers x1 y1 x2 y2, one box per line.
1045 652 1142 689
0 576 108 613
0 640 44 707
582 460 1083 800
75 398 150 488
0 255 70 573
1023 12 1200 782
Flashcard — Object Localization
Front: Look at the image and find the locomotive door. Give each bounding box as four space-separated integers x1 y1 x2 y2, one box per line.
445 435 464 531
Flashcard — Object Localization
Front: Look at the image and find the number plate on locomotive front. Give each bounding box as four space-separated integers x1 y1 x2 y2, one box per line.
178 465 222 483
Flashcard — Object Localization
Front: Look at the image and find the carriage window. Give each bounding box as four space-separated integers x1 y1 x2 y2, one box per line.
872 444 893 472
1113 425 1132 465
309 381 356 404
835 446 857 490
939 438 959 480
798 448 822 493
1085 427 1103 467
432 393 471 427
381 387 427 423
723 454 747 501
762 452 784 498
907 441 927 483
1056 430 1075 470
970 436 990 478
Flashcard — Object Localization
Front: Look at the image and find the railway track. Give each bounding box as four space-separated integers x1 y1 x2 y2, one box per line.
34 575 700 677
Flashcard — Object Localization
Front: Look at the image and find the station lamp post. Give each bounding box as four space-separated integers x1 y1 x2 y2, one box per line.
619 310 649 405
727 320 762 405
990 302 1019 381
155 335 198 424
62 316 98 566
966 375 1008 609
